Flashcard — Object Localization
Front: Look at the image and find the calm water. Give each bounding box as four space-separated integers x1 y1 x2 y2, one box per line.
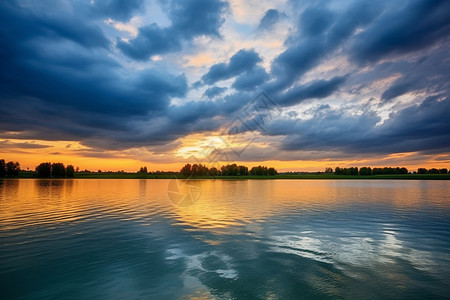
1 179 450 299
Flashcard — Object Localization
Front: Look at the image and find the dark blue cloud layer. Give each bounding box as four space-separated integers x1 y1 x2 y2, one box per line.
350 0 450 64
118 0 228 60
278 95 450 155
203 86 227 98
0 0 449 159
0 1 193 148
90 0 144 21
258 9 281 31
201 49 263 85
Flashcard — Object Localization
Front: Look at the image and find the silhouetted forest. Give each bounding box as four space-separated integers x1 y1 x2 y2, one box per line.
35 162 75 178
329 167 448 175
0 158 448 178
178 163 278 177
0 159 20 177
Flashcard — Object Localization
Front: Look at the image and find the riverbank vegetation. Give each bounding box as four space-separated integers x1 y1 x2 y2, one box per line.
0 158 449 179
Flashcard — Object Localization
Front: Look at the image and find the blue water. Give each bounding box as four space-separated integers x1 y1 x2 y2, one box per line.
1 179 450 299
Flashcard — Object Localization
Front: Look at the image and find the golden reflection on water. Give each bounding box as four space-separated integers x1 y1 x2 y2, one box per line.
0 179 449 233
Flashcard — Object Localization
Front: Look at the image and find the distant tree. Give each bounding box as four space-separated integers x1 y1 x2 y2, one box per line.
66 165 75 178
51 163 66 178
267 167 277 176
36 162 51 177
191 164 201 176
439 168 448 174
180 163 192 177
418 168 428 174
324 167 333 174
359 167 372 176
249 165 273 176
238 165 249 176
428 168 439 174
138 166 148 174
0 159 6 177
399 167 408 174
6 161 20 177
369 167 408 175
209 167 219 176
229 164 239 176
221 164 239 176
220 165 228 176
335 167 358 175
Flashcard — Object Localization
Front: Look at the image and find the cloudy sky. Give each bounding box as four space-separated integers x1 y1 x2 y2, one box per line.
1 0 449 171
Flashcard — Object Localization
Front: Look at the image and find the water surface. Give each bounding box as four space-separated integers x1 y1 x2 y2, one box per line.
1 179 450 299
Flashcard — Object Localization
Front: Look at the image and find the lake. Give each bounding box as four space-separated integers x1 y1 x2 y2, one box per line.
1 179 450 299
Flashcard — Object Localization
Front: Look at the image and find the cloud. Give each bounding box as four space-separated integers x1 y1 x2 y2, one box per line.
0 140 51 149
380 47 450 102
268 1 381 93
0 1 192 151
203 86 227 98
1 0 450 163
118 0 228 60
0 2 110 50
257 9 281 31
201 49 263 85
350 0 450 64
167 0 228 39
299 6 335 36
117 25 180 60
89 0 145 21
231 66 269 91
278 96 450 155
276 76 347 106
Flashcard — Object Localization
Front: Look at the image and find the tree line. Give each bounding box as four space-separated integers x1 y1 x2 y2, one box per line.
178 163 278 177
0 159 21 177
330 167 448 175
35 162 75 178
417 168 448 174
0 159 77 178
1 158 448 178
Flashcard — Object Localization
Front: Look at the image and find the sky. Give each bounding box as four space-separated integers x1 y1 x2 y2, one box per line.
1 0 450 172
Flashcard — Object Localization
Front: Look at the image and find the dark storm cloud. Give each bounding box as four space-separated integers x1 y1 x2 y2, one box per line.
201 49 263 85
1 0 450 160
0 140 51 149
117 25 180 60
278 96 450 155
89 0 145 21
350 0 450 64
231 67 269 91
203 86 227 98
276 76 347 107
0 2 110 50
167 0 228 39
118 0 228 60
299 6 335 36
244 0 450 159
380 47 450 102
257 9 281 31
268 1 381 93
0 1 192 150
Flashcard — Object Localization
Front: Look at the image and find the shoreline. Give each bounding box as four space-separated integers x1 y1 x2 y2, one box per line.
3 174 450 180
